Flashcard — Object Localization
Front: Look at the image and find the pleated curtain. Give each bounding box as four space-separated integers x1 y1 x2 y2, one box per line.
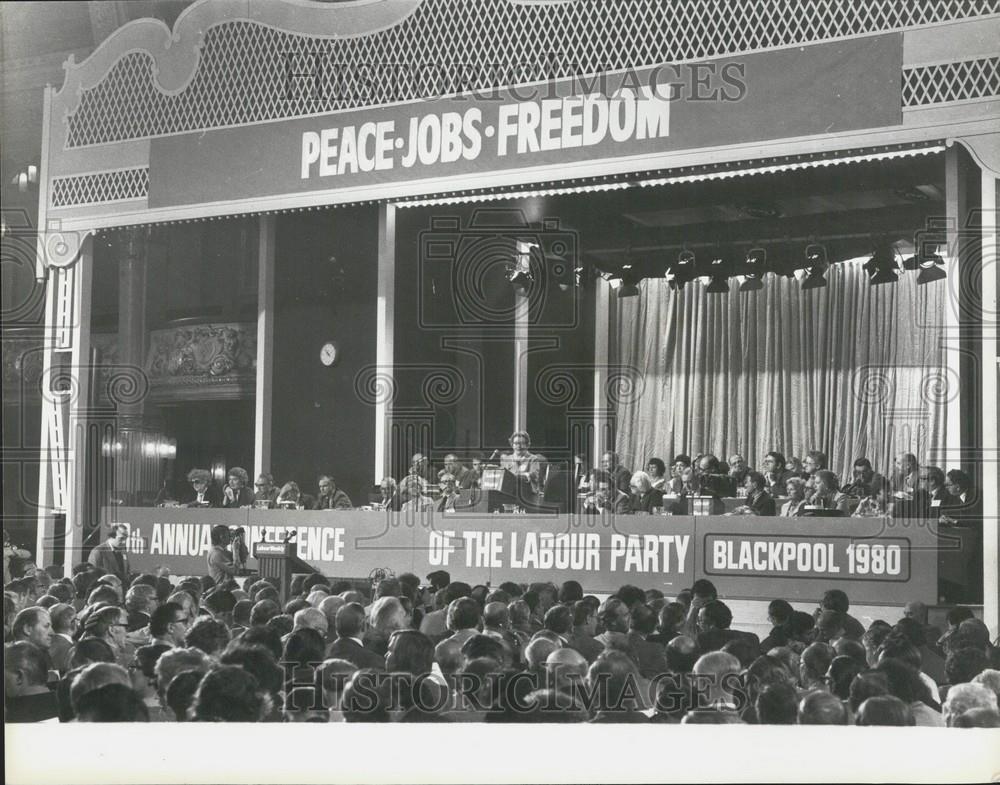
611 261 947 481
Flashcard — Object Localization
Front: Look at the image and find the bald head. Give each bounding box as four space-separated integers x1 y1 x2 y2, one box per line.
483 602 509 629
525 637 561 671
666 634 699 673
798 690 848 725
294 607 329 636
545 647 587 688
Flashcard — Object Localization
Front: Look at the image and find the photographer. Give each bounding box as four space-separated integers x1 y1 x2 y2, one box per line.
206 525 238 587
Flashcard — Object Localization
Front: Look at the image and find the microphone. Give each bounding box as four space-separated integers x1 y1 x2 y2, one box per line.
489 449 501 461
282 529 297 544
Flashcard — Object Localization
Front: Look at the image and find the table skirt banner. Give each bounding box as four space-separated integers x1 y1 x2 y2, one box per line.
101 508 938 604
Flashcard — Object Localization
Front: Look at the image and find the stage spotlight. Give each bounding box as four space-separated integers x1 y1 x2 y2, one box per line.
864 241 900 285
800 242 828 290
703 249 732 294
903 244 947 284
739 246 766 292
666 248 695 291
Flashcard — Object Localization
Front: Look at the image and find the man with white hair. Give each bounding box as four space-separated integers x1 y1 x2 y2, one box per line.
942 682 999 726
545 647 588 696
293 607 329 640
683 651 744 723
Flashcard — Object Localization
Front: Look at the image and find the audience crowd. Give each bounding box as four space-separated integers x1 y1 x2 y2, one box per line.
5 557 999 725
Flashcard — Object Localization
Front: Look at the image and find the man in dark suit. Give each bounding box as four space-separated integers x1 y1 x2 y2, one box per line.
627 604 669 679
599 451 633 495
439 454 472 489
222 467 255 508
327 603 385 670
313 476 353 510
695 600 760 657
916 465 950 518
87 524 130 582
742 472 776 516
565 600 604 663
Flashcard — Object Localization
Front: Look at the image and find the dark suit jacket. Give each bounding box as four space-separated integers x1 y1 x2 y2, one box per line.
223 487 255 508
326 637 386 670
87 540 130 581
697 628 760 656
627 631 669 678
630 489 664 514
566 630 605 663
313 489 353 510
183 486 222 508
747 490 776 516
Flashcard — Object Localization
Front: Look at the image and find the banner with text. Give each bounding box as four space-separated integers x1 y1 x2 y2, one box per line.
148 35 901 208
103 508 936 604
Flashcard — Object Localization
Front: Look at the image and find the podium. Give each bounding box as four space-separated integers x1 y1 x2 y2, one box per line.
252 541 319 606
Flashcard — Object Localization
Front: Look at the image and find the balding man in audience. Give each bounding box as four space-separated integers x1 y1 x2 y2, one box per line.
546 647 588 696
683 651 743 723
799 643 835 694
525 636 561 680
293 607 329 640
328 603 385 670
798 689 848 725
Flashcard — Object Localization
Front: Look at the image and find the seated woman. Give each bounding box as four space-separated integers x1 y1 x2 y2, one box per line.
852 477 893 518
275 481 315 510
629 471 663 514
729 472 776 516
645 458 668 491
223 467 255 508
804 470 852 515
780 477 808 517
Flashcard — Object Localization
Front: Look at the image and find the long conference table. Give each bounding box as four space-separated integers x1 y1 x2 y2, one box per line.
100 505 958 606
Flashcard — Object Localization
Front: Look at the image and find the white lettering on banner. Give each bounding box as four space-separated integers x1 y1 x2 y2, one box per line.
608 534 689 574
148 523 213 557
301 88 668 178
428 530 458 566
508 532 602 571
711 539 847 574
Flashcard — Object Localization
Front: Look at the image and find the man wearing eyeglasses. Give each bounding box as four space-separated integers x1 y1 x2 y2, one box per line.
149 602 190 648
253 473 279 508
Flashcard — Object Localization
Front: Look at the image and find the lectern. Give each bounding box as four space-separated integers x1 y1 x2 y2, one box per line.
252 541 318 606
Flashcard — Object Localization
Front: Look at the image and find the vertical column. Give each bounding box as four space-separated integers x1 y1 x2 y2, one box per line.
592 278 611 469
375 204 396 480
254 215 276 480
980 169 998 635
115 228 148 505
513 241 530 433
944 146 965 465
64 237 94 574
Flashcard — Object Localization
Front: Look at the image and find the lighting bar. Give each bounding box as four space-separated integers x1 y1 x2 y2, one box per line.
397 181 631 208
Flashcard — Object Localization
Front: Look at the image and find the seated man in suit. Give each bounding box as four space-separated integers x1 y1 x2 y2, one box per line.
729 472 775 516
599 451 633 495
222 467 255 508
917 466 950 517
761 451 794 497
841 457 884 498
313 476 352 510
802 450 828 480
327 603 385 670
253 473 279 507
375 477 402 511
665 468 725 516
942 469 982 527
695 599 760 656
184 468 221 507
437 474 461 512
695 454 731 498
727 454 751 494
581 475 629 515
439 454 472 489
87 524 130 583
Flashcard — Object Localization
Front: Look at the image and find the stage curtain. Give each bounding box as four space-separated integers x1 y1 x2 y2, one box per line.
611 261 948 481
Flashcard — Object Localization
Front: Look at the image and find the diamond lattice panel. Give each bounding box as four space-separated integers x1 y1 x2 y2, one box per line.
903 57 1000 105
51 168 149 207
66 0 1000 147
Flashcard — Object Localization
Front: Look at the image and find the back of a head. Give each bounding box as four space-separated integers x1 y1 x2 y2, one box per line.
232 599 253 627
666 635 700 673
70 662 131 711
950 707 1000 728
848 670 890 713
525 637 561 671
943 682 999 725
235 626 283 661
75 683 149 722
616 584 645 609
185 618 231 657
693 650 740 679
821 589 850 614
294 607 329 635
558 581 583 605
757 682 798 725
946 647 989 685
5 641 50 687
628 603 657 636
371 597 406 635
828 655 864 700
155 647 212 699
483 602 509 629
721 637 759 669
802 642 836 679
192 665 269 722
834 638 867 667
70 638 116 669
797 690 848 725
587 651 641 711
335 602 366 639
447 597 481 632
387 630 435 675
691 579 717 601
166 669 206 721
461 633 505 667
283 627 326 667
543 604 573 635
219 643 284 697
856 695 915 726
